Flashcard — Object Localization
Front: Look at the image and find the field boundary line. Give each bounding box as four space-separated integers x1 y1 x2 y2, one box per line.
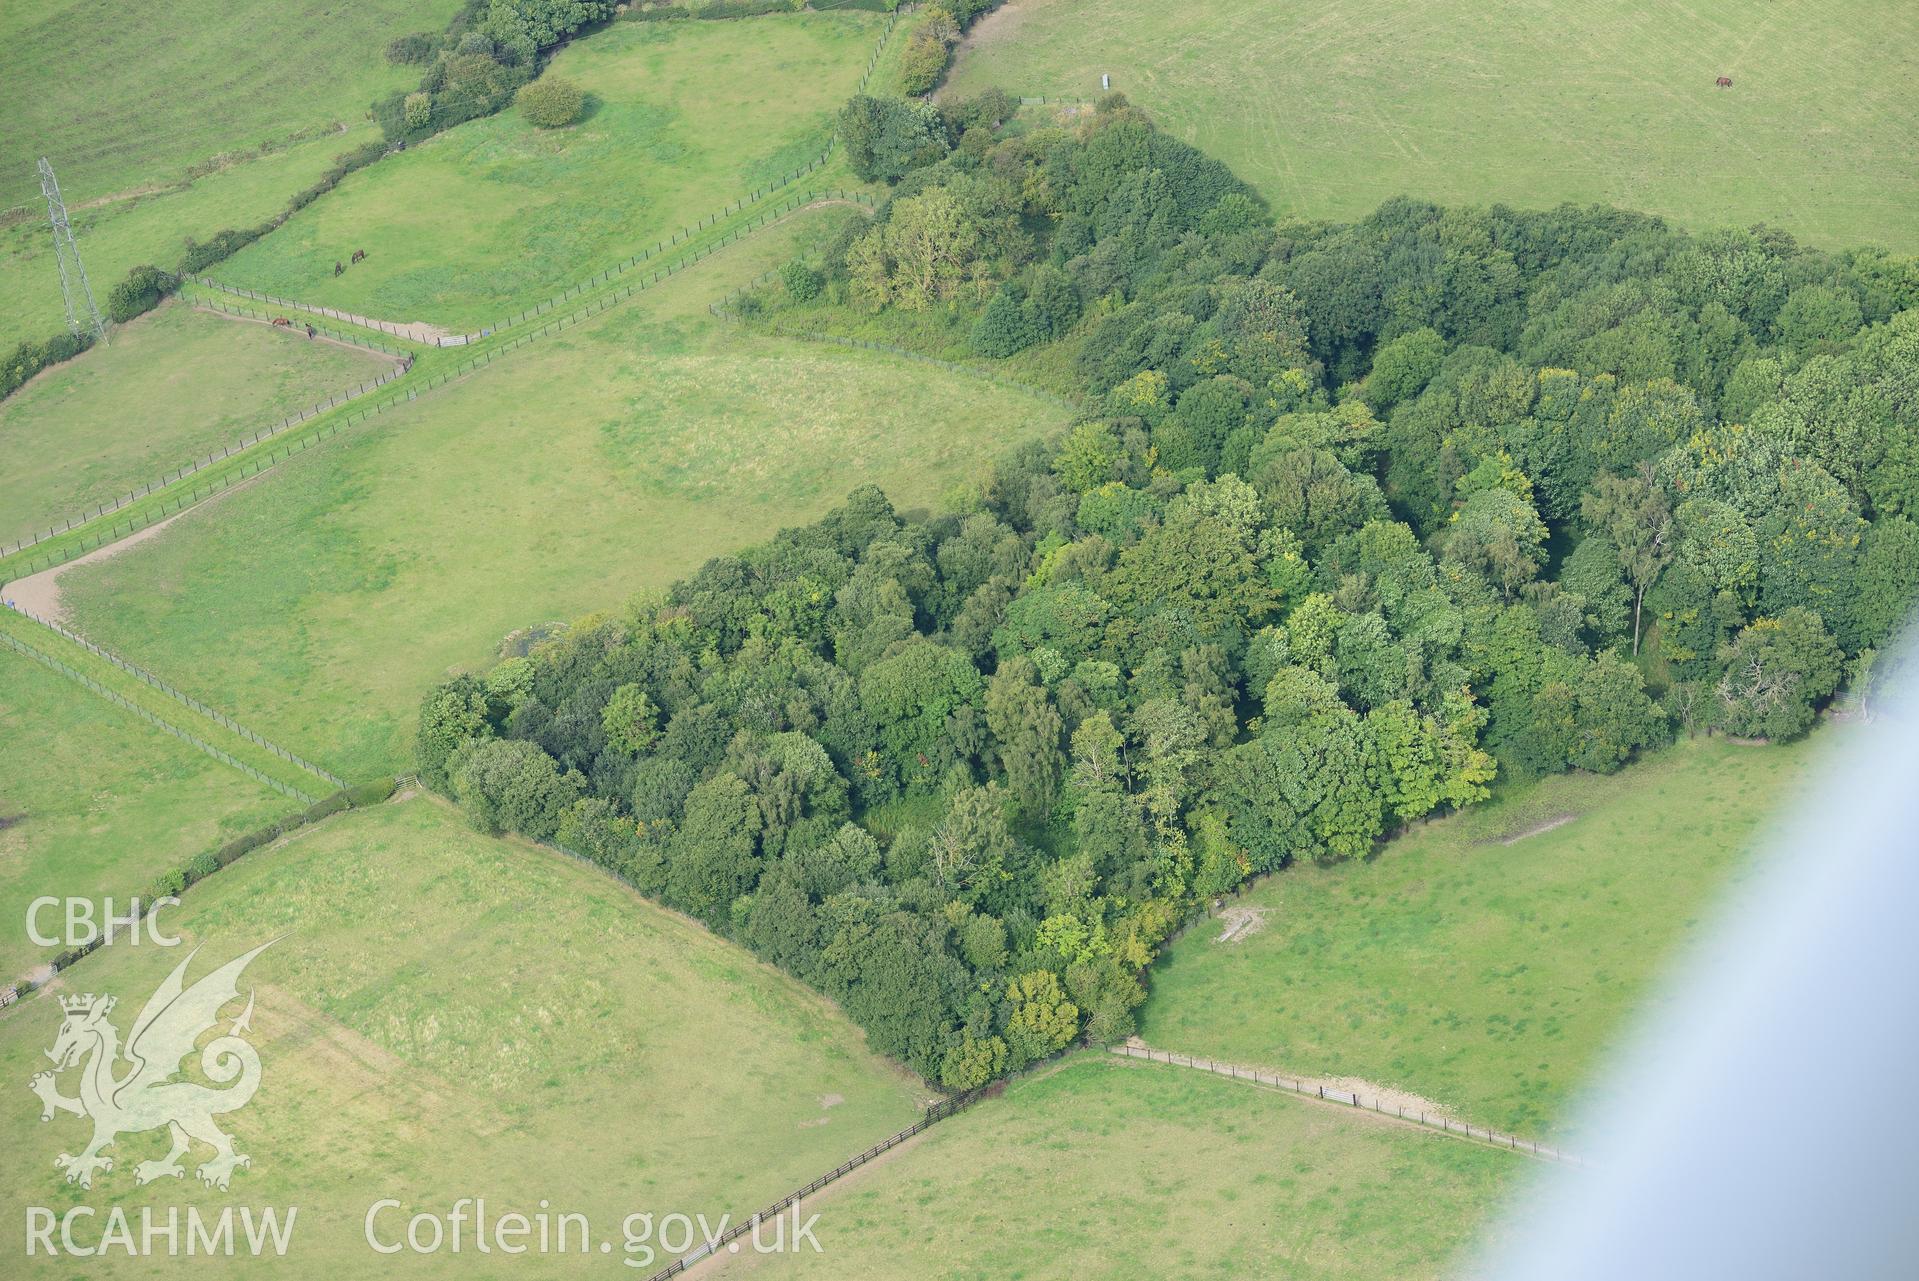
0 343 413 561
185 295 413 357
193 9 906 348
635 1086 985 1280
0 190 876 584
353 785 993 1281
0 627 319 804
2 777 404 1012
190 178 874 346
3 603 344 789
1110 1043 1584 1165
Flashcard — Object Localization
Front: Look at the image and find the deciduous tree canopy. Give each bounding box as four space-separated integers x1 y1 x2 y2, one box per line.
422 95 1918 1087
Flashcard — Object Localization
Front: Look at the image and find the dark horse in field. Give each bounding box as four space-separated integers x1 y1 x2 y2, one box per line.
351 249 367 264
1716 76 1733 88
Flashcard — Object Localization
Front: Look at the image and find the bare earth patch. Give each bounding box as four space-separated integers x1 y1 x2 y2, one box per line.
1215 905 1270 944
1121 1039 1455 1121
1314 1074 1455 1121
2 475 263 622
197 303 415 360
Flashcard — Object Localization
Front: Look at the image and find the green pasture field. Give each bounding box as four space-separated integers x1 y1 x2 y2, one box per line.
946 0 1919 250
0 123 392 353
0 300 392 544
211 12 890 331
0 795 926 1278
53 210 1072 781
747 281 1091 401
714 1053 1523 1281
0 644 290 982
1138 732 1831 1140
0 602 338 798
0 0 458 211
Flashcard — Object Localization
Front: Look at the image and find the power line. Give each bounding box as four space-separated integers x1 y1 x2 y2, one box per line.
37 157 106 344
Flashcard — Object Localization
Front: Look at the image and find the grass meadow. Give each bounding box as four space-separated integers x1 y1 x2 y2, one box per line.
0 300 393 543
54 211 1072 781
211 12 889 331
0 123 393 353
0 795 927 1278
1138 733 1831 1140
947 0 1919 250
747 280 1091 401
713 1053 1524 1281
0 644 290 982
0 0 457 211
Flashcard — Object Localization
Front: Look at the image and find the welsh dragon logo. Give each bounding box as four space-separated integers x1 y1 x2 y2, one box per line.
28 941 274 1191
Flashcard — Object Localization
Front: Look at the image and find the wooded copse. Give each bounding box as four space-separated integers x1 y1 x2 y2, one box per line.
417 95 1919 1088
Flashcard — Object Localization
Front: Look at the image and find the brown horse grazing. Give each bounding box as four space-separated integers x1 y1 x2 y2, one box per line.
1716 76 1733 88
333 261 345 276
351 249 367 264
271 316 292 327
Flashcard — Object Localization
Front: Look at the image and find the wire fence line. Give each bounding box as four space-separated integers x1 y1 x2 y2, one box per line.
639 1084 986 1281
1109 1044 1584 1165
188 176 872 347
1 190 878 583
0 629 320 804
0 355 411 561
181 283 439 342
8 6 909 572
188 295 411 356
3 604 343 789
855 3 905 93
191 10 904 351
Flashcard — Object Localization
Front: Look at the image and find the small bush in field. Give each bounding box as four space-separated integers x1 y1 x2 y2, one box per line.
386 32 434 64
780 260 824 302
518 77 585 128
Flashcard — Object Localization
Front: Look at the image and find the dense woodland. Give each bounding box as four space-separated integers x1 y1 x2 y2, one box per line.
419 94 1919 1087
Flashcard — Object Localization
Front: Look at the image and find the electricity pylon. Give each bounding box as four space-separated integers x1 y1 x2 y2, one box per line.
37 158 107 344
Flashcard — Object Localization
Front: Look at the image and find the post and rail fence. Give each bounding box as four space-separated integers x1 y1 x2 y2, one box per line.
638 1084 985 1281
188 295 410 356
3 8 917 577
1108 1044 1584 1165
0 628 319 804
0 356 411 562
2 605 343 789
184 0 904 356
188 182 878 350
2 190 874 582
632 1037 1579 1281
7 6 909 572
